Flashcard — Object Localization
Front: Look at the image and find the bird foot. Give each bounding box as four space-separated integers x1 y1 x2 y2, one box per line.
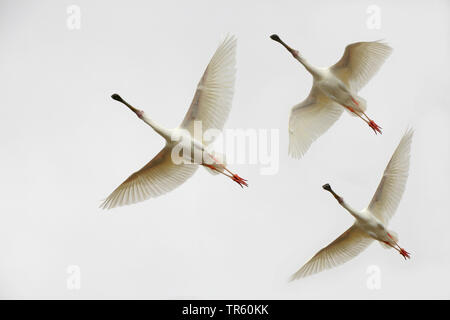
232 174 248 188
369 120 382 135
399 248 411 260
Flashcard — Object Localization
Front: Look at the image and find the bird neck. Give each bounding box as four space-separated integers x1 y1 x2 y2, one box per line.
297 55 320 79
339 200 362 220
326 187 363 220
141 114 172 141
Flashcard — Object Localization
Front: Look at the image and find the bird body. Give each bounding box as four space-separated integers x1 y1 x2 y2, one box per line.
291 129 413 280
324 190 388 242
314 71 362 111
101 35 247 210
270 34 392 158
354 209 391 244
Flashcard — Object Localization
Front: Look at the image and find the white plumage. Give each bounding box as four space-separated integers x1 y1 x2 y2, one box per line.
181 37 237 142
101 35 248 210
331 41 393 92
288 88 343 158
367 130 412 224
270 35 392 158
291 225 373 280
291 129 413 280
100 147 198 209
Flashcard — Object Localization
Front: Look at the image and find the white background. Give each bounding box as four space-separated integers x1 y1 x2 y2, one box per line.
1 0 449 299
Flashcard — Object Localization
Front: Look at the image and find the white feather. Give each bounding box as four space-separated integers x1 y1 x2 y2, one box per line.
331 40 393 92
291 129 413 279
272 36 391 158
102 36 238 209
289 88 343 159
101 147 198 209
180 35 236 144
367 129 413 224
291 224 373 280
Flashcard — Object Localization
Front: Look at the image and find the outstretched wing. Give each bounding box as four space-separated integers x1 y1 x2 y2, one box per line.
331 41 392 92
101 146 198 209
367 129 413 224
289 88 343 158
290 224 373 280
180 35 236 144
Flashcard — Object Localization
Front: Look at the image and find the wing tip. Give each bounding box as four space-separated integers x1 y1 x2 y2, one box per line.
99 198 114 210
289 265 315 281
375 39 394 56
288 148 306 159
401 126 414 151
289 271 304 282
220 34 237 50
404 126 414 137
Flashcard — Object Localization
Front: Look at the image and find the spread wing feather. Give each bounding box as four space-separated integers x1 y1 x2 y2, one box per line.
331 41 392 92
367 129 413 224
180 35 236 144
101 146 198 209
291 224 373 280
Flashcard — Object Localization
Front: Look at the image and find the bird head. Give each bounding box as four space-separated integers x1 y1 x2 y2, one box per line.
111 93 124 102
269 34 299 58
322 183 343 204
270 34 281 42
111 93 144 118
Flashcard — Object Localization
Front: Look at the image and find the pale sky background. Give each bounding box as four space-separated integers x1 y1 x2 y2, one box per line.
0 0 449 299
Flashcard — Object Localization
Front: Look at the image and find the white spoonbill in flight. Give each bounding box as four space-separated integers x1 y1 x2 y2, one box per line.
291 129 413 280
101 35 247 210
270 34 392 158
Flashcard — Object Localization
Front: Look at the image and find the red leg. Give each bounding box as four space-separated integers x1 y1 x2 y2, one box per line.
361 112 382 135
368 120 382 135
399 248 411 260
346 106 355 113
387 234 410 260
345 101 383 135
202 163 248 188
231 174 248 188
207 155 248 188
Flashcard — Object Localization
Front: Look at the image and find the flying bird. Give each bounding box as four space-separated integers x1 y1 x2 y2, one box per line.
101 35 247 210
291 129 413 280
270 34 392 158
